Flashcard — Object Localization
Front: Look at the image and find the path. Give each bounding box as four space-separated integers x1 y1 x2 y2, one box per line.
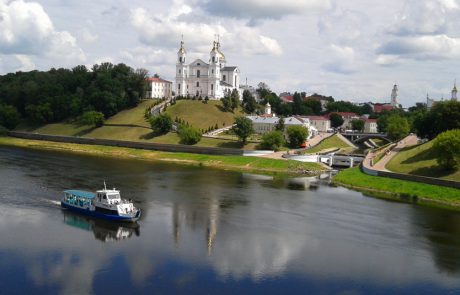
364 134 418 172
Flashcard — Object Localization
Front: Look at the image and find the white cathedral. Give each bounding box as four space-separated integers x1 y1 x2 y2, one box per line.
175 39 241 99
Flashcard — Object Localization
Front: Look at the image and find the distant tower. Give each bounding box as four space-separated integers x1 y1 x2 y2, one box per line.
391 84 398 107
452 81 458 101
264 102 271 115
426 93 434 109
176 39 187 96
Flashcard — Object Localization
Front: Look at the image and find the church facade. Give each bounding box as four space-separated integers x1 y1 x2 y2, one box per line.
175 40 240 99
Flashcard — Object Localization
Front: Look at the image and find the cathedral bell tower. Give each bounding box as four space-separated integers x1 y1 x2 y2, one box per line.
452 81 458 101
391 84 398 107
176 40 187 96
209 40 221 98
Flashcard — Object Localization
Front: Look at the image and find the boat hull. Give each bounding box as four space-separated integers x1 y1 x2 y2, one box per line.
61 202 141 222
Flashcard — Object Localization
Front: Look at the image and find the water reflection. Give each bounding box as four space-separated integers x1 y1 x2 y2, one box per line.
1 147 460 294
62 211 140 243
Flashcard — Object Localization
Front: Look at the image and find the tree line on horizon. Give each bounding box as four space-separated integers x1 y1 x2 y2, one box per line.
0 62 148 130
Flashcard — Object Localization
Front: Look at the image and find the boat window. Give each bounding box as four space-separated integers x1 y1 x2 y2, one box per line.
103 195 106 200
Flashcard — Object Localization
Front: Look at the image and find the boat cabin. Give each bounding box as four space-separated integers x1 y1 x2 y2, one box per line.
63 190 95 209
96 189 122 206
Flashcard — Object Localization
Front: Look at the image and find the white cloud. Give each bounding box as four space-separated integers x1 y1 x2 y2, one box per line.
0 0 85 69
203 0 332 20
130 6 283 57
15 54 35 71
322 44 357 74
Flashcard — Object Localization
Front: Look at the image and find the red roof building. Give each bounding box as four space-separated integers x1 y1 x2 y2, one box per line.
372 103 394 113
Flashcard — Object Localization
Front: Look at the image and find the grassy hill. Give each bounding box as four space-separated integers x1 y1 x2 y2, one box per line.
386 141 460 181
304 134 354 154
15 100 257 149
165 100 244 130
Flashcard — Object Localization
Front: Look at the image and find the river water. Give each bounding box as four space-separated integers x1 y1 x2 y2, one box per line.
0 146 460 294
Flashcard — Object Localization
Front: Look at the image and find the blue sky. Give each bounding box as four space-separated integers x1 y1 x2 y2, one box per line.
0 0 459 106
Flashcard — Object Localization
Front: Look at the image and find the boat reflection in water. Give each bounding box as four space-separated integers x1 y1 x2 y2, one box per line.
62 210 140 242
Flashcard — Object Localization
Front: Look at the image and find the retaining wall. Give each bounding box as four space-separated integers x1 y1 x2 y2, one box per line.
7 131 244 156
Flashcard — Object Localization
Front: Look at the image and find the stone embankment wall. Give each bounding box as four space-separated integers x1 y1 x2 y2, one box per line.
361 152 460 189
7 131 244 156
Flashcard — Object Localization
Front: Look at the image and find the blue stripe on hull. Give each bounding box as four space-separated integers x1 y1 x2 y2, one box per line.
61 202 140 222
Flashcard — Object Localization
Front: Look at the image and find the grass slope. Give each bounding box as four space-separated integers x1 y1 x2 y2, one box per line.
0 137 325 175
334 167 460 208
15 100 257 149
305 134 352 153
165 100 243 130
386 141 460 181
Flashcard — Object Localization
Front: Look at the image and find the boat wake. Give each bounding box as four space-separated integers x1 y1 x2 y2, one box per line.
48 200 61 207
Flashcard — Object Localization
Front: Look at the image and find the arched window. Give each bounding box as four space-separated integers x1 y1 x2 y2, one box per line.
197 70 201 78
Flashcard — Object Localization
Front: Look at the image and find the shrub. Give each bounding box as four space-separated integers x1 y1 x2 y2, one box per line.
260 131 285 151
287 125 309 148
149 113 173 134
0 104 20 130
432 129 460 170
0 125 8 136
80 111 105 127
178 126 202 145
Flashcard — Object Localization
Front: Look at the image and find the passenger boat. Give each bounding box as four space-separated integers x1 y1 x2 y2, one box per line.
61 183 141 222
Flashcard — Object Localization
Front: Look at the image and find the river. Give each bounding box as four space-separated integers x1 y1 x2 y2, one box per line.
0 146 459 294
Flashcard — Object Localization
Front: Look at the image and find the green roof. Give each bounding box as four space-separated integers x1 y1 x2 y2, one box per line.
64 190 95 199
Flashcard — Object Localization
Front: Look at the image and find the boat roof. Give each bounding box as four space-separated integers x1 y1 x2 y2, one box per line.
64 190 96 199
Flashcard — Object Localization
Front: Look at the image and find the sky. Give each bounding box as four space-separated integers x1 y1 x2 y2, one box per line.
0 0 459 107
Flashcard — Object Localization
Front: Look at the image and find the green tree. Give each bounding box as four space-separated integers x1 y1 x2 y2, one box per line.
329 113 344 128
220 94 232 112
275 117 285 132
260 131 285 151
0 104 20 130
230 89 240 112
386 115 410 141
242 90 257 113
415 101 460 139
432 129 460 170
80 111 105 127
149 113 172 134
233 116 253 144
351 119 365 132
286 125 309 148
178 125 202 145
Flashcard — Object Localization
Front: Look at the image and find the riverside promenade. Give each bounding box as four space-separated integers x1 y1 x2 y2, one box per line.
363 135 418 172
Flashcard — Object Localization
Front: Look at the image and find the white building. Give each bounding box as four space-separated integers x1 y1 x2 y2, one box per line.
303 116 331 132
146 77 172 99
364 119 378 133
175 40 240 99
247 115 316 139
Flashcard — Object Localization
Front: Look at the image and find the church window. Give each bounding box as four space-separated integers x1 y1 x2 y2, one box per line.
212 69 214 74
211 84 213 90
212 57 215 62
197 70 201 78
179 69 181 74
223 75 226 82
179 57 182 63
196 91 199 96
196 82 199 87
178 84 181 90
235 76 237 86
197 63 201 66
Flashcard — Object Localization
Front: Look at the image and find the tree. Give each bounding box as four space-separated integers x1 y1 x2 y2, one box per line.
351 119 365 132
230 88 240 112
432 129 460 170
233 116 253 144
329 113 344 128
275 117 285 132
80 111 105 127
149 113 172 134
292 92 302 115
220 94 232 112
260 131 285 151
386 115 409 141
242 90 257 113
414 101 460 139
178 126 202 145
0 104 20 130
286 125 309 148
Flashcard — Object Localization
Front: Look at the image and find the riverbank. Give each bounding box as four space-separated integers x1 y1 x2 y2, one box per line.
0 136 327 175
333 167 460 210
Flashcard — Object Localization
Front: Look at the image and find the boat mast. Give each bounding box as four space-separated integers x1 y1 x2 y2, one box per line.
104 180 107 190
